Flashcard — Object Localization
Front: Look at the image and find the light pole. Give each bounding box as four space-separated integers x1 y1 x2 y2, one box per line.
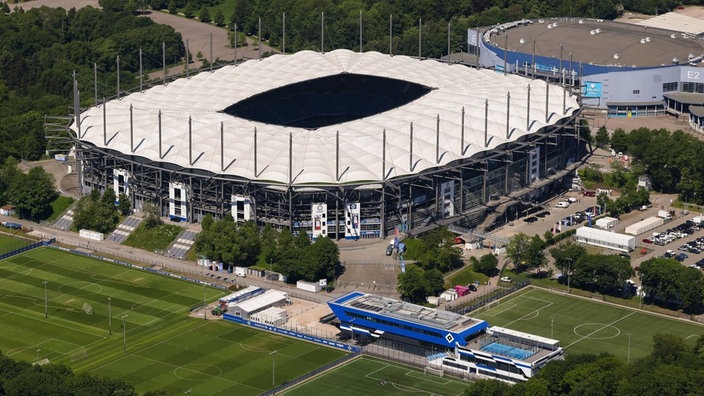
42 281 48 318
627 333 632 364
121 315 128 353
566 259 572 294
36 349 41 362
203 284 207 321
108 297 112 335
270 350 277 387
551 315 555 339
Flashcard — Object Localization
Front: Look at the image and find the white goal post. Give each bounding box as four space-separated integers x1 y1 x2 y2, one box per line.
424 366 444 377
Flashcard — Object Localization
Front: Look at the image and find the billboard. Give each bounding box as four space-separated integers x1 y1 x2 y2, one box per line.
440 181 455 218
311 203 328 239
582 81 602 98
344 202 361 240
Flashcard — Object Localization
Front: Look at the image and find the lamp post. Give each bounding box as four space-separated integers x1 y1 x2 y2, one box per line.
566 259 572 294
121 315 128 353
43 281 48 318
203 284 207 321
269 350 278 387
108 297 112 335
627 333 632 364
551 315 555 339
36 349 41 362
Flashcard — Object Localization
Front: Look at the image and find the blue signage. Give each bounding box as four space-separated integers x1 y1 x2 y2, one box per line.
582 81 602 98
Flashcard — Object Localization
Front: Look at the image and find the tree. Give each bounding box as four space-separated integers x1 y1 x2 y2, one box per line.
505 232 531 269
562 355 625 396
183 1 195 18
571 254 634 295
423 268 445 296
525 234 547 271
117 193 131 215
303 236 340 281
595 126 610 148
214 9 225 26
610 128 628 153
6 166 58 221
198 6 210 23
549 242 587 277
640 257 690 309
474 253 499 276
167 0 177 14
142 201 161 228
72 189 119 233
397 264 428 303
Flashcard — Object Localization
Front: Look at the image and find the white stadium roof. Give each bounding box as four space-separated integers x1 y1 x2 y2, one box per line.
73 49 578 186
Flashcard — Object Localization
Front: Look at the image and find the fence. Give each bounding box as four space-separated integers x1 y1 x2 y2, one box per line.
259 352 361 396
0 238 55 261
446 281 530 315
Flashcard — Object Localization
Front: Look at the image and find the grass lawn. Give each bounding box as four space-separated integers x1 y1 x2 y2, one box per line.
123 222 182 251
0 248 345 394
282 356 468 396
472 287 704 361
445 264 489 289
0 232 34 254
47 196 74 223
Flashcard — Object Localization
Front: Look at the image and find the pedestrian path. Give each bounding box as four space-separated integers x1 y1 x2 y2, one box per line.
108 216 142 243
53 209 74 231
166 229 198 259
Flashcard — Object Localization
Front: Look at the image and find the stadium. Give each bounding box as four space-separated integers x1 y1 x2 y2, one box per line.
473 15 704 119
71 49 583 238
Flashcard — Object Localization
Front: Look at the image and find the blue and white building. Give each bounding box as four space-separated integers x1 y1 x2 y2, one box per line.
328 292 563 382
470 15 704 120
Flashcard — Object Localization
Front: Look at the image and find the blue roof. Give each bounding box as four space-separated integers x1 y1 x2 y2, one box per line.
328 291 488 348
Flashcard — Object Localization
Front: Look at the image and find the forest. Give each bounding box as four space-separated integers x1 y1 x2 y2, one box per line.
0 1 184 162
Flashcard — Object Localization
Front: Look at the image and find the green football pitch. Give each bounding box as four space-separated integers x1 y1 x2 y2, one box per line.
472 287 704 361
282 356 469 396
0 247 346 395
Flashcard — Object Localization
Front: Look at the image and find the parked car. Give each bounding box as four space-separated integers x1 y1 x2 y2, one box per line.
500 276 513 283
468 284 478 292
555 201 570 208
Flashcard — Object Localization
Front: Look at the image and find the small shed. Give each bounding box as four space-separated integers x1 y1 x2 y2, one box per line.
595 216 618 229
0 205 15 216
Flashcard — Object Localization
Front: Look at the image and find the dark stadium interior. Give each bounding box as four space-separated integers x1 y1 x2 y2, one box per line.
222 73 433 129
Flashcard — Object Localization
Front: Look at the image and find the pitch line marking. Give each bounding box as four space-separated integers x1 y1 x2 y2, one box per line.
564 311 636 349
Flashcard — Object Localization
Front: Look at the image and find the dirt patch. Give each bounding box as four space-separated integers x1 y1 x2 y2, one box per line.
335 262 400 298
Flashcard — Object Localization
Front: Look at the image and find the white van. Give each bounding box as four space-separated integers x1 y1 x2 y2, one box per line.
555 201 570 208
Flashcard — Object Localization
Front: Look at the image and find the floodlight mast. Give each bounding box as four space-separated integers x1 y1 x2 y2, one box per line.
121 314 128 353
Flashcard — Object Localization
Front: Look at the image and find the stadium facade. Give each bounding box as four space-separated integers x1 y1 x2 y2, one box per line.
71 49 583 238
472 17 704 119
328 291 563 382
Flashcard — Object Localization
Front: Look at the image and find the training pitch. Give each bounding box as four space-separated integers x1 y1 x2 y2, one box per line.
282 356 469 396
0 247 346 394
473 287 704 361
